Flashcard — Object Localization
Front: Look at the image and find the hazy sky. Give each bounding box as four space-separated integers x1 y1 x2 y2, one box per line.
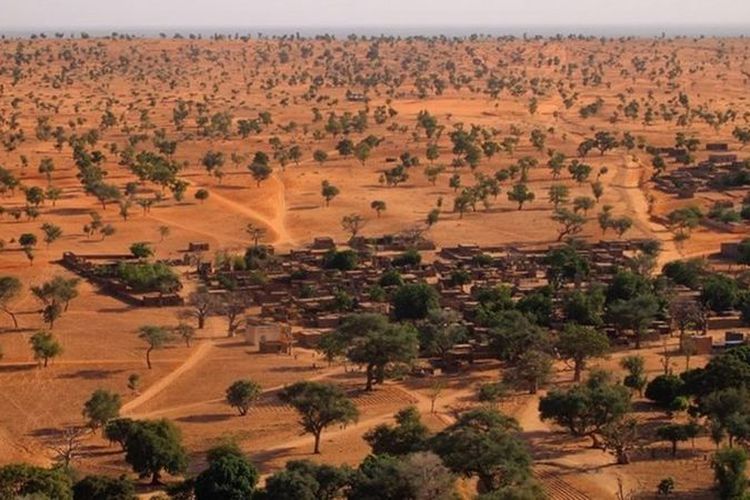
3 0 750 30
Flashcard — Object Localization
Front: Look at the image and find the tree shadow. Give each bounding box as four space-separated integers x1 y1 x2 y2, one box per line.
59 369 126 380
176 413 232 424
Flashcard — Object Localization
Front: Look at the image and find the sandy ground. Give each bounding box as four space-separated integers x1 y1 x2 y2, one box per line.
2 35 750 498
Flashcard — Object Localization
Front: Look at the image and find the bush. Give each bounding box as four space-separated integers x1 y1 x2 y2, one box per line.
323 250 358 271
392 248 422 267
392 283 439 320
113 262 180 293
645 374 685 409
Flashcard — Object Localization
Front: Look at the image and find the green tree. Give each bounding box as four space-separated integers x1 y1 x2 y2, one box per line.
657 423 698 457
41 222 63 247
431 407 534 493
73 475 135 500
83 389 122 430
30 330 62 367
225 379 262 416
507 183 535 210
364 406 429 456
138 325 171 369
392 283 440 321
0 276 22 328
129 242 154 260
505 350 554 394
249 162 273 187
279 381 359 454
556 324 610 382
539 372 631 447
194 447 259 500
322 314 419 390
124 419 188 485
0 463 72 500
713 447 749 500
321 180 340 206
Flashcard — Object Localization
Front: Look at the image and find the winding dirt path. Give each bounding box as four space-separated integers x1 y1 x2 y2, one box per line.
611 156 680 267
121 341 213 416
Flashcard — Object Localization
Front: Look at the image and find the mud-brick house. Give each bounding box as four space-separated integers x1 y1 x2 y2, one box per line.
244 320 293 353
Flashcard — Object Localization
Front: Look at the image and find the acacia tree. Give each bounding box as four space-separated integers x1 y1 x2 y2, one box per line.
539 371 631 447
0 276 22 328
319 314 419 391
507 183 535 210
370 200 386 217
279 381 359 454
430 407 538 494
182 289 217 329
341 213 367 240
138 325 171 369
83 389 122 431
30 331 63 367
556 324 610 382
225 379 262 416
321 180 340 207
124 419 188 485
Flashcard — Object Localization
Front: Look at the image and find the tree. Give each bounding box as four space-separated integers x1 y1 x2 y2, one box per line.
217 291 251 337
38 157 56 184
41 222 63 247
392 283 440 321
30 330 62 367
568 161 593 184
430 407 534 493
279 381 359 454
313 149 328 165
0 276 22 328
713 447 749 500
556 324 610 382
19 232 37 265
370 200 386 217
248 162 273 187
594 131 619 155
129 242 154 260
138 325 171 369
341 213 367 240
620 355 647 396
539 371 631 447
645 374 685 412
322 314 419 390
701 274 738 314
202 150 225 174
73 475 135 500
184 289 217 329
601 417 639 465
507 183 535 210
0 464 73 500
321 180 340 206
505 350 553 394
354 142 371 166
486 310 548 363
552 208 586 242
607 294 660 349
194 446 259 500
547 184 569 208
225 379 262 416
657 423 697 457
426 208 440 228
124 419 188 485
175 322 195 347
263 460 352 500
83 389 122 431
364 406 429 456
194 188 210 203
